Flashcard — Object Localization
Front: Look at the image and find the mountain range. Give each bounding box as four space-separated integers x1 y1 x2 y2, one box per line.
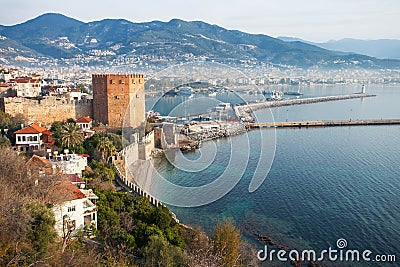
1 13 399 69
278 36 400 60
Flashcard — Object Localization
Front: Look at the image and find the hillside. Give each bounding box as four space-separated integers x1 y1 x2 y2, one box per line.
1 13 400 68
278 36 400 60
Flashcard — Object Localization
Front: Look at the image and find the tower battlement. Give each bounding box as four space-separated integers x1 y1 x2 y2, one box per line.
92 74 144 79
92 73 145 128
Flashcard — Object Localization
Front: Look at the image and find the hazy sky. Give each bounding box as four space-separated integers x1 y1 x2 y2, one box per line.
1 0 399 42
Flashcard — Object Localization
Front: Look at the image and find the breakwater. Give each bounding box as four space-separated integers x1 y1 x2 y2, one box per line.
235 93 376 122
249 119 400 128
187 122 247 142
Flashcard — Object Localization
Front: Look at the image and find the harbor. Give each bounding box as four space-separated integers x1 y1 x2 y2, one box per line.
235 93 376 122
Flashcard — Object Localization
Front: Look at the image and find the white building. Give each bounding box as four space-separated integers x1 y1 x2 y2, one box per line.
67 88 83 101
12 78 42 97
75 117 93 130
0 72 13 82
52 182 97 237
14 122 53 151
47 153 88 177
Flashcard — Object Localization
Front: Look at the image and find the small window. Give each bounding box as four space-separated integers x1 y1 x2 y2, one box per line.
22 136 26 141
115 96 120 99
109 80 113 84
17 136 21 142
67 206 76 212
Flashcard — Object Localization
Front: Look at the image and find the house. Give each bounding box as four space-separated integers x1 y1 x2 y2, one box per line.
11 78 42 97
75 117 93 130
46 152 88 177
51 181 97 237
0 83 10 93
26 154 54 175
14 123 54 151
67 88 83 101
76 117 95 139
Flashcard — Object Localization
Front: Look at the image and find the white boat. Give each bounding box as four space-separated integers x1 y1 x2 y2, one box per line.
268 90 283 101
178 86 193 95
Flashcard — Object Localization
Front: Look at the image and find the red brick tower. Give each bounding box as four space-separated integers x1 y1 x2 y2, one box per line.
92 74 145 128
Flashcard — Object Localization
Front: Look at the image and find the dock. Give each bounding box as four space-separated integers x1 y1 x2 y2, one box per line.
235 93 376 122
248 119 400 128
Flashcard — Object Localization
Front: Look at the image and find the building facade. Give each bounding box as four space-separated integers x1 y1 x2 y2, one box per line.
46 153 88 177
14 122 54 151
75 116 93 130
12 78 42 98
52 182 97 237
92 74 145 128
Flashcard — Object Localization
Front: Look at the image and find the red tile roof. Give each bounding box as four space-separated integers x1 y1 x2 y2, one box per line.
14 123 47 134
26 155 53 175
15 78 39 83
76 117 92 123
52 181 86 201
66 174 84 184
27 155 52 168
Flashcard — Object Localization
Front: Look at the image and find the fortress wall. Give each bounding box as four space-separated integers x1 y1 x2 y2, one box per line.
1 97 93 125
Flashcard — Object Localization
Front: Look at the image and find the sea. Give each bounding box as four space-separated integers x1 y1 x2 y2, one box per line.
145 85 400 266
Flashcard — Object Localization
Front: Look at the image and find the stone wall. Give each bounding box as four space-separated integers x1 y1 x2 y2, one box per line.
0 96 93 125
153 124 179 149
139 130 155 160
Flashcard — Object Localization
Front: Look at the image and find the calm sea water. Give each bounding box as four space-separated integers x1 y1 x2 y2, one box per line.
146 85 400 266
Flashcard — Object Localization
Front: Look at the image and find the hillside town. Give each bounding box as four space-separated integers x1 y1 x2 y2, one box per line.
0 61 254 266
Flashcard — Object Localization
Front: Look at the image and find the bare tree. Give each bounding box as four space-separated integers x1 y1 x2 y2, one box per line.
61 214 76 253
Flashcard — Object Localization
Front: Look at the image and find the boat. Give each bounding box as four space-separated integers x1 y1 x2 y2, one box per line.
264 90 283 101
163 89 178 96
283 91 303 96
178 86 193 96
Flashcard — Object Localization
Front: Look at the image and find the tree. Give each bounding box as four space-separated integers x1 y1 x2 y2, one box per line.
0 111 27 142
25 200 57 255
96 136 117 162
0 136 11 148
77 83 90 94
107 133 123 151
142 236 187 267
0 110 11 128
60 122 84 149
212 218 241 267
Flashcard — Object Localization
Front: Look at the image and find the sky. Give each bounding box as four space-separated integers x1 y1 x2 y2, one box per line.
1 0 399 42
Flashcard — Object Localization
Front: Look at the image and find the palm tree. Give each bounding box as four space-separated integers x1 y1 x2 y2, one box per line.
60 123 84 149
96 136 116 162
105 140 117 162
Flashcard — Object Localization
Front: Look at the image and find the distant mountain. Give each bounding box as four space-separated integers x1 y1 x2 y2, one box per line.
317 38 400 60
1 13 400 68
278 36 313 44
278 36 400 60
